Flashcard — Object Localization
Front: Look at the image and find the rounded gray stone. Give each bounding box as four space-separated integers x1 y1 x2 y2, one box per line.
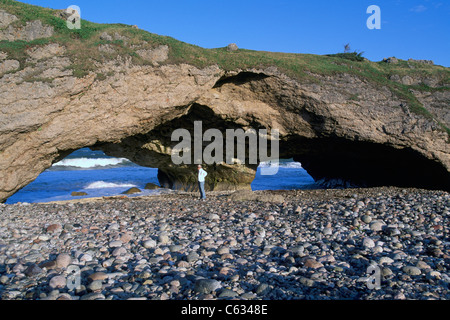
88 280 103 292
80 292 106 300
194 279 222 294
369 221 384 231
142 239 156 249
169 244 183 252
186 252 200 263
158 234 170 244
363 237 375 248
403 266 421 276
49 275 66 289
218 289 239 298
109 240 123 248
56 253 72 268
255 283 271 295
361 215 372 224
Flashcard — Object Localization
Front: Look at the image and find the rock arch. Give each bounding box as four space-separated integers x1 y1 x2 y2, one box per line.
1 65 449 203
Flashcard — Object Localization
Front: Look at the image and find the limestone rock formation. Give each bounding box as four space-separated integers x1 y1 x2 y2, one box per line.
26 43 66 60
0 20 53 41
0 59 19 76
408 58 434 65
227 43 239 52
383 57 398 64
0 9 18 28
0 2 449 203
135 45 169 65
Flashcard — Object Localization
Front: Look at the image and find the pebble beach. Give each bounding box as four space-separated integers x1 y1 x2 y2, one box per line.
0 187 448 300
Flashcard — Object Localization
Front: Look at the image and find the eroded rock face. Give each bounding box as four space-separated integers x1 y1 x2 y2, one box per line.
26 43 66 60
0 10 18 29
0 44 449 201
0 59 20 76
135 45 169 65
0 20 54 41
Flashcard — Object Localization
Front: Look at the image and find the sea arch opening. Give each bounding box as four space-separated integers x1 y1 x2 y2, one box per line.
251 159 317 191
4 147 162 204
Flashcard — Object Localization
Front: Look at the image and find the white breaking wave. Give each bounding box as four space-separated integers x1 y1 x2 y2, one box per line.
280 162 303 168
52 157 130 169
85 181 137 189
259 161 303 168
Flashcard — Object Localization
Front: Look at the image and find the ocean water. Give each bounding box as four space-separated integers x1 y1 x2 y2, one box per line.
5 148 317 204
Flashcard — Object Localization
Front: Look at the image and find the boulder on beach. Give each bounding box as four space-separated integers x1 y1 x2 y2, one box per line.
144 183 160 190
122 187 142 195
71 191 88 197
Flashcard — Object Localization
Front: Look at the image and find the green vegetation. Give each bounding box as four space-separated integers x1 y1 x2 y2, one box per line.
0 0 449 133
326 52 365 62
0 38 49 69
328 44 365 62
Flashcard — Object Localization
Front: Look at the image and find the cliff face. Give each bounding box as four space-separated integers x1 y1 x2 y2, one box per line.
0 3 449 202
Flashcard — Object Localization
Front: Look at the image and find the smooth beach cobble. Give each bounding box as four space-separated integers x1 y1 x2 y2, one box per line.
0 187 448 300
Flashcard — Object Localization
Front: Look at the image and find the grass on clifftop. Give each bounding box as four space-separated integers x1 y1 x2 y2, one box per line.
1 0 449 131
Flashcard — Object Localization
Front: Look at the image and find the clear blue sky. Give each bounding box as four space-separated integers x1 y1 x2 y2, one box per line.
18 0 450 67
